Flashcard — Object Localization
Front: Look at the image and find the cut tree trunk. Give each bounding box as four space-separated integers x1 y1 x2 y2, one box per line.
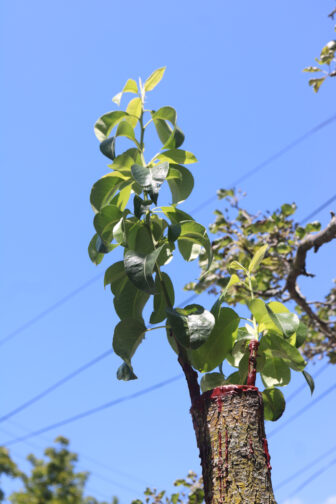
191 385 276 504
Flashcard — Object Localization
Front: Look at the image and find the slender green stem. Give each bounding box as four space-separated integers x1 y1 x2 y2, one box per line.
145 325 169 332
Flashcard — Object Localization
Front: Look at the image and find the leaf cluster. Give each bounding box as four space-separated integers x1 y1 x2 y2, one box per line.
90 70 315 422
131 471 204 504
303 10 336 91
0 437 115 504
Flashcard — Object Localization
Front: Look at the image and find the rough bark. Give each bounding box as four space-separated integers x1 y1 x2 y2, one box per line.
191 385 276 504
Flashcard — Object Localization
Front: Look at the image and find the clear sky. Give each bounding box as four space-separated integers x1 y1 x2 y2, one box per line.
1 1 336 503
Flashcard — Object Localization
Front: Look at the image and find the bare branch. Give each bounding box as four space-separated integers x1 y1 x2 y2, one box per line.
328 7 336 19
286 215 336 337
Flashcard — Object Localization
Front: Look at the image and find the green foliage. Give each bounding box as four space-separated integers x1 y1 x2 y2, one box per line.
132 471 204 504
303 11 336 91
89 70 312 422
0 438 114 504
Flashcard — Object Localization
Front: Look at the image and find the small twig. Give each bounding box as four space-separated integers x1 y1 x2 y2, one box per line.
328 7 336 19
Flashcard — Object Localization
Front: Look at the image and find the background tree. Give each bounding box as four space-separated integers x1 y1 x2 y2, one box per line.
0 437 116 504
185 188 336 364
89 68 313 503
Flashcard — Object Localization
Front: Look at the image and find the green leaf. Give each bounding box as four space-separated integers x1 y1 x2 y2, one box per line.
248 244 268 273
308 77 326 93
90 174 124 213
150 273 175 324
303 66 322 73
125 97 142 128
167 165 194 204
189 308 240 372
200 373 226 393
229 260 246 271
88 234 104 265
265 304 299 338
161 206 194 224
112 79 138 106
104 261 150 319
295 321 308 348
210 275 241 319
177 220 212 270
116 362 137 381
262 388 285 421
124 246 164 294
259 333 306 371
168 224 181 243
261 357 291 388
113 317 146 365
131 163 169 204
93 204 123 242
166 304 215 350
100 137 116 160
115 121 138 145
151 107 185 150
144 67 166 92
156 149 197 165
133 195 152 219
302 370 315 395
94 111 128 142
110 181 132 210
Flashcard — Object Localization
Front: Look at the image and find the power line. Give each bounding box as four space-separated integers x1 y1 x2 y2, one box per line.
268 382 336 439
0 349 113 423
300 193 336 224
275 442 336 490
4 375 183 447
0 273 103 347
286 457 336 498
191 113 336 214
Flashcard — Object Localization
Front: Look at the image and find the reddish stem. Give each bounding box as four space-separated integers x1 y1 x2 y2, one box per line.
247 340 259 386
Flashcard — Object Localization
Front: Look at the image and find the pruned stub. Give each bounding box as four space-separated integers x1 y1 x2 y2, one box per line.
191 385 276 504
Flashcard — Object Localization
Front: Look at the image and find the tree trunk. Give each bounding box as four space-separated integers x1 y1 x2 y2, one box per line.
191 385 276 504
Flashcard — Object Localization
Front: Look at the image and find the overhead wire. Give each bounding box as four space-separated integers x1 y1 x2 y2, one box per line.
4 374 183 447
286 457 336 498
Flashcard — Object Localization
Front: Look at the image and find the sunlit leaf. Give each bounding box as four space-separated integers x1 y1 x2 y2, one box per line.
167 165 194 204
112 79 138 106
156 149 197 164
248 244 268 273
259 333 306 371
261 357 291 388
144 67 166 92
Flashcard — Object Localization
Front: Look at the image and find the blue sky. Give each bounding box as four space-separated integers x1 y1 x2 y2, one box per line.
1 1 336 503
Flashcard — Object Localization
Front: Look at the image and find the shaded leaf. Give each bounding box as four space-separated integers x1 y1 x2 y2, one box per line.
200 373 226 393
113 317 146 364
88 234 104 265
189 308 239 372
133 195 152 219
177 221 212 269
124 246 164 294
166 304 215 350
150 272 175 324
302 370 315 395
262 388 285 421
131 163 169 204
167 165 194 204
100 137 116 160
117 362 137 381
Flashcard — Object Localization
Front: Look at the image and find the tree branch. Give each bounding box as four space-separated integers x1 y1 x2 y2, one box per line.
285 215 336 337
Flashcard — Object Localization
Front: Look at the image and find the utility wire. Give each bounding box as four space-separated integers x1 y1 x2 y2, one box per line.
0 349 113 423
268 382 336 439
275 442 336 490
2 114 335 351
4 375 183 447
300 193 336 224
287 456 336 498
191 113 336 214
0 273 103 347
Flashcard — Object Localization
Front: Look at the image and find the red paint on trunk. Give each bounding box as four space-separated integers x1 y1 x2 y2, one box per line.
224 428 229 491
263 438 272 471
218 430 223 499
